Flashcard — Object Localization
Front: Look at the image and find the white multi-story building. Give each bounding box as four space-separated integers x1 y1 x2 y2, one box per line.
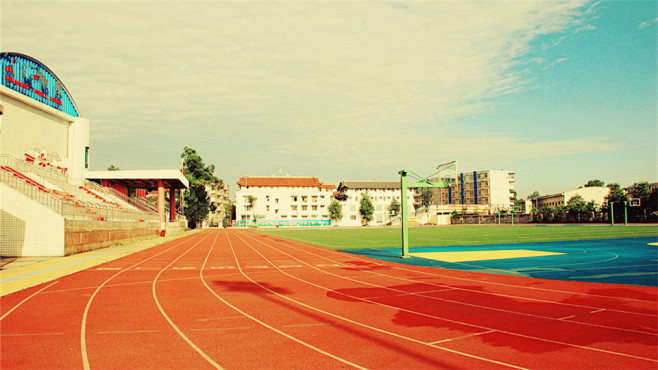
205 181 230 227
529 186 610 211
334 181 415 227
431 169 516 213
235 176 336 227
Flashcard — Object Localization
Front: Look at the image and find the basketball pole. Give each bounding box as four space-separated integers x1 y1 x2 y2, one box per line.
399 162 454 258
399 170 410 258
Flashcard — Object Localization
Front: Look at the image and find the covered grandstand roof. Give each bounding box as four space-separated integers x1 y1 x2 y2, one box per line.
86 169 189 190
237 176 335 189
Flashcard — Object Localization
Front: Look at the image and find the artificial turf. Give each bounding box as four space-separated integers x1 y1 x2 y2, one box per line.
257 224 658 250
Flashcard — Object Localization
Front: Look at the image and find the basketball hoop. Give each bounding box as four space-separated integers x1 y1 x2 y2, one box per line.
629 198 641 207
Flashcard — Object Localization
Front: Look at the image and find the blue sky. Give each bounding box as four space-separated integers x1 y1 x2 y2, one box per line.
2 0 656 200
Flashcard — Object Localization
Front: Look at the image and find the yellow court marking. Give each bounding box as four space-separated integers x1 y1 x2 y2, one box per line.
648 243 658 246
410 249 565 263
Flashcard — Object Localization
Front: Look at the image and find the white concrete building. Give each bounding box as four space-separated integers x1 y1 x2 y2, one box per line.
205 181 230 227
334 181 415 227
235 176 336 227
530 186 610 211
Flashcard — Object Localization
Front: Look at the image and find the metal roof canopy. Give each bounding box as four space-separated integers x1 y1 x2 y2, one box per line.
86 169 189 190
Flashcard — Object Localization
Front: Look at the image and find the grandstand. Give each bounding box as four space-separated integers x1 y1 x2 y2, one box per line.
0 52 187 257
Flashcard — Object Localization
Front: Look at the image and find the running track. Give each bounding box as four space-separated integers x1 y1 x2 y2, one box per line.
1 229 656 369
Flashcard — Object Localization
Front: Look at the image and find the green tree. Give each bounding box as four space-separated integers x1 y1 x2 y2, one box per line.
567 195 586 214
605 183 628 223
107 164 120 171
181 147 221 229
389 198 401 217
585 179 605 187
247 196 257 226
584 200 598 213
328 200 343 224
527 191 540 199
359 193 374 226
630 181 652 222
567 195 586 221
631 181 651 203
419 188 433 210
223 201 234 227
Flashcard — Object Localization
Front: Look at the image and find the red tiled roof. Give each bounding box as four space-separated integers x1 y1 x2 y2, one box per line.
237 176 334 188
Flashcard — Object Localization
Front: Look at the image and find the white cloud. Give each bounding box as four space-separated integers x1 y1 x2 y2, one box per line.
3 0 614 191
639 17 658 29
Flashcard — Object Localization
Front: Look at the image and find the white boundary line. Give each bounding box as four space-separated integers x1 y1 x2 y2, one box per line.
1 281 59 320
80 232 208 370
261 234 658 324
231 231 527 369
273 232 658 307
198 230 367 370
151 233 223 370
240 231 658 364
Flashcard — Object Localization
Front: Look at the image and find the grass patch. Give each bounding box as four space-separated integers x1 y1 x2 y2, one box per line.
258 225 658 250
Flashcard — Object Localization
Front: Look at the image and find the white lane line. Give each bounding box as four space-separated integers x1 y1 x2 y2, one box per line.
195 316 246 322
198 230 367 370
80 232 209 370
235 232 527 369
190 327 252 332
430 330 496 344
282 323 339 328
2 332 63 336
281 234 657 304
1 281 59 320
558 309 607 321
152 233 223 370
98 330 161 334
242 232 658 363
267 234 658 319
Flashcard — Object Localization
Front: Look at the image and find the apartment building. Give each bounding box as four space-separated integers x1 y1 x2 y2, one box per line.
431 170 516 213
235 176 335 227
335 181 415 227
205 181 230 227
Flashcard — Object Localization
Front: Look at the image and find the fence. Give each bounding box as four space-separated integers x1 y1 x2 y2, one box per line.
451 214 531 224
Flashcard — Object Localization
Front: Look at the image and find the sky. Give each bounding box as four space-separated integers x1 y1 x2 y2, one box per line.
2 0 656 200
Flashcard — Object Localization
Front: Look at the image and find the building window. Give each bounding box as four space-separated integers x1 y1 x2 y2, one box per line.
291 205 298 211
302 205 308 211
312 205 318 211
84 146 90 169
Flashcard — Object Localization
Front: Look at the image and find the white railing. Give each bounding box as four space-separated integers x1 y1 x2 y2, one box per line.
0 154 68 187
1 168 64 213
1 156 159 223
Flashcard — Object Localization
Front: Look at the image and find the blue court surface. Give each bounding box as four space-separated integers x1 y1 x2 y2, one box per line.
342 237 658 287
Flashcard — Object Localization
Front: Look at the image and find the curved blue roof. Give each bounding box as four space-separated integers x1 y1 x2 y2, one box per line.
1 52 80 117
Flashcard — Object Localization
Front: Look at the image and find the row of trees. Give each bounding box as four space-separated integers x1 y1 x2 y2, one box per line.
181 146 225 229
327 193 403 225
530 180 657 223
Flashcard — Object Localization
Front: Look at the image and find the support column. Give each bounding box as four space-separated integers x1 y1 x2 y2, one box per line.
399 170 410 259
158 180 166 236
169 188 176 222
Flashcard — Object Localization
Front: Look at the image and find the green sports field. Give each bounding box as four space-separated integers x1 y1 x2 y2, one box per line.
258 225 658 250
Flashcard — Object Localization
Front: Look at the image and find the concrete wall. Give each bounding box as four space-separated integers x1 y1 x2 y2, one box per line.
0 87 71 163
1 183 65 257
64 220 160 255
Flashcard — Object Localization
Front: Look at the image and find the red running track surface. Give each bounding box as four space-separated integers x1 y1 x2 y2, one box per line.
1 229 656 369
